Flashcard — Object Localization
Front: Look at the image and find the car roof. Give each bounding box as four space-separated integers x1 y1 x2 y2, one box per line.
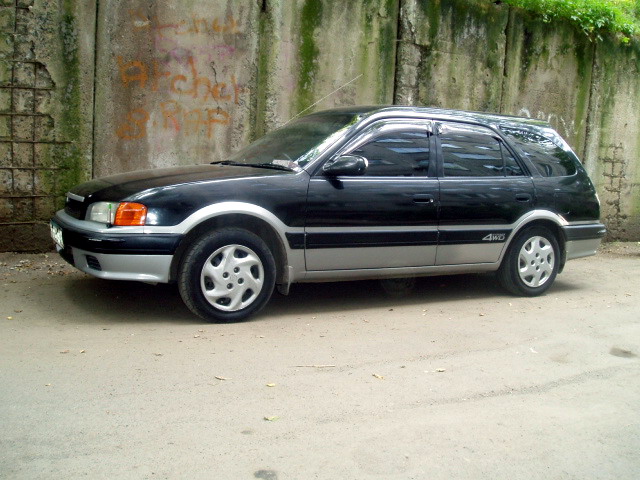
310 105 552 131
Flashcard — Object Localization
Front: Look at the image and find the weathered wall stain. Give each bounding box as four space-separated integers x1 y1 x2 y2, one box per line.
128 10 239 36
112 10 246 143
92 0 258 179
0 0 95 251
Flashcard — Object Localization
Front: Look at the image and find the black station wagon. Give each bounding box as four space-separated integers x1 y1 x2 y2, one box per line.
51 106 606 322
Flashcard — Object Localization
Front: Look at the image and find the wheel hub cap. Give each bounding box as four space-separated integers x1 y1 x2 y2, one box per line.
200 244 264 311
518 236 554 288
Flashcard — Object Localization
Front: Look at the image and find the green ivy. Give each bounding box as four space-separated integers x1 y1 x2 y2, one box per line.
502 0 640 41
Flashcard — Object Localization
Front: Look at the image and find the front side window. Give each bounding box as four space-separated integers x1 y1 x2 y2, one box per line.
439 124 523 177
351 131 431 177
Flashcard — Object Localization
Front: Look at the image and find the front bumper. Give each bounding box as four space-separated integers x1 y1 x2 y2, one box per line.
52 210 181 283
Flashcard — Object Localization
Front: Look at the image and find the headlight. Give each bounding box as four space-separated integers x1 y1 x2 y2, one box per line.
86 202 147 226
87 202 117 224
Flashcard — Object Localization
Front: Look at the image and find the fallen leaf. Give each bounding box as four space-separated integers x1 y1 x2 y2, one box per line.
264 416 279 422
266 383 276 387
372 373 384 380
215 376 230 381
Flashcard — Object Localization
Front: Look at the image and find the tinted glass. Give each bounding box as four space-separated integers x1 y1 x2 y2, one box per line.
441 129 504 177
352 131 430 177
227 112 356 168
500 127 577 177
502 144 524 176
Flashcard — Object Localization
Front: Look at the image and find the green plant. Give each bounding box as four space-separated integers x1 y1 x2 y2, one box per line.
502 0 640 41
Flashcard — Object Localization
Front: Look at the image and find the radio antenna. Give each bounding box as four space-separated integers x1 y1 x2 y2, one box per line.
282 73 363 126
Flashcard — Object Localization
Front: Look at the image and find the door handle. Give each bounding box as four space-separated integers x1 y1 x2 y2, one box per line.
413 194 435 204
515 193 532 202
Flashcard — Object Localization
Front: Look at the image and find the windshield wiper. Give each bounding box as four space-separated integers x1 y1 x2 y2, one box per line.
211 160 246 166
254 162 297 172
211 160 297 172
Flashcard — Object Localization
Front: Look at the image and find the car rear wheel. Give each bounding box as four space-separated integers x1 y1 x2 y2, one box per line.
497 226 559 296
178 228 276 322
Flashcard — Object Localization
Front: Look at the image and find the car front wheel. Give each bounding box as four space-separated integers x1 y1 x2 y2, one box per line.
497 226 560 296
178 228 276 322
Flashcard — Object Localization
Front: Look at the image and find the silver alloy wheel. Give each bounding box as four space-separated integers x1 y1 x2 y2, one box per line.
200 244 264 312
518 235 555 287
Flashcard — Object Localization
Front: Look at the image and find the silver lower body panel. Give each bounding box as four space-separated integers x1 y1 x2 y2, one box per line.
66 246 173 283
305 245 437 271
565 238 602 260
435 243 505 265
301 262 499 283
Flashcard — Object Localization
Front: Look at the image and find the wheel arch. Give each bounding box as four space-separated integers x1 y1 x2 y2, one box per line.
501 213 567 272
169 213 289 284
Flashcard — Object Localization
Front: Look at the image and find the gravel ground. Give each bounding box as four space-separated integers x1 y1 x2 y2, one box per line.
0 243 639 479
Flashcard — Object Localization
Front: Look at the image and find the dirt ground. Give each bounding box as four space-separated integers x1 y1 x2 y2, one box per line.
0 243 639 479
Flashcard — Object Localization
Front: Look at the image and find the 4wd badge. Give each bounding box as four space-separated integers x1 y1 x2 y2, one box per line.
482 233 506 242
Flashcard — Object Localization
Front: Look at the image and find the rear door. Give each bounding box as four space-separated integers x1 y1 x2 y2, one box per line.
305 122 439 271
435 122 534 265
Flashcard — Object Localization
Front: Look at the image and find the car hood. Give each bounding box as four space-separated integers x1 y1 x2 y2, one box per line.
70 164 293 202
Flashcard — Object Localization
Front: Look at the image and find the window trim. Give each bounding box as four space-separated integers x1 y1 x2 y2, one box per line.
435 121 529 179
316 121 436 179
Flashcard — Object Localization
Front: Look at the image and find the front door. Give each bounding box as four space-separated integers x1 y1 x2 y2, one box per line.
305 124 439 271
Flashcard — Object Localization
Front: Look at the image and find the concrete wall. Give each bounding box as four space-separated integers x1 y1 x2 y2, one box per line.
93 0 260 177
0 0 95 251
1 0 638 251
583 39 640 240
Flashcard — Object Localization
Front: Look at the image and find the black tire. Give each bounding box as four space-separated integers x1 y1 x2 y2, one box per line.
497 226 560 296
178 228 276 322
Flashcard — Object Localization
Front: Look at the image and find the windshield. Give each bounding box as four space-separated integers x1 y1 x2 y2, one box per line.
226 112 358 169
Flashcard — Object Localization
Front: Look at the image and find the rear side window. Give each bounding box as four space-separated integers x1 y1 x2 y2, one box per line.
500 127 577 177
439 124 523 177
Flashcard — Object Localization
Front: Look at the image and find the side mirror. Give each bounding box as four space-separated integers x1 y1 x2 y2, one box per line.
323 155 368 176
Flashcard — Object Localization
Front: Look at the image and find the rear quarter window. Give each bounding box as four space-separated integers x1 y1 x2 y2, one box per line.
500 127 577 177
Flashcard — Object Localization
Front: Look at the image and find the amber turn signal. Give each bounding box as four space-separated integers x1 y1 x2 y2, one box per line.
114 202 147 226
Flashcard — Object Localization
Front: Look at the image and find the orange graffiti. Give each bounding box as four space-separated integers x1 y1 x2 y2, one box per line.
117 57 244 104
116 109 149 140
117 57 171 92
129 9 239 36
116 101 230 140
